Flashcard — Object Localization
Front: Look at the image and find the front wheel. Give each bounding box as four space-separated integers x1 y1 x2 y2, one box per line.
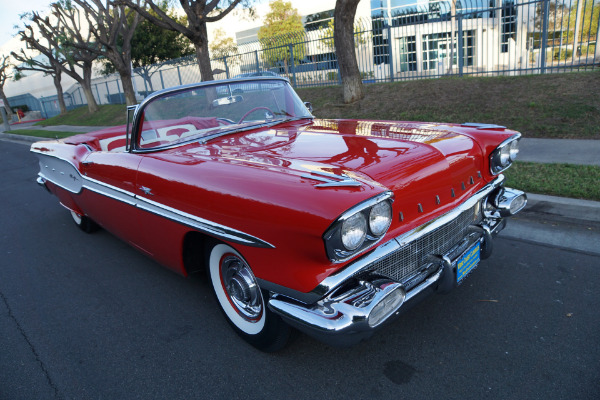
207 243 293 352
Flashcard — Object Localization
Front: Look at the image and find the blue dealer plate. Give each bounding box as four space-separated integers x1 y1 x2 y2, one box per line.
456 241 481 283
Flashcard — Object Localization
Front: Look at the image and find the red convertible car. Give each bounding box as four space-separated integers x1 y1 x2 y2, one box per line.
31 77 526 351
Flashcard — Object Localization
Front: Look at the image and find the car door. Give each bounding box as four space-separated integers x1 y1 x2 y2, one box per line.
79 150 147 253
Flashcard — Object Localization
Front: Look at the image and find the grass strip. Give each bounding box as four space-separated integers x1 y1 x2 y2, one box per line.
297 71 600 139
35 104 126 127
504 161 600 201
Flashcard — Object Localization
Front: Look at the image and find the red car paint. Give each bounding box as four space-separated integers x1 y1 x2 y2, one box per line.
32 117 515 293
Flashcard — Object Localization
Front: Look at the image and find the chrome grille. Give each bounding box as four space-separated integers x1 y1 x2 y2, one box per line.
371 204 482 284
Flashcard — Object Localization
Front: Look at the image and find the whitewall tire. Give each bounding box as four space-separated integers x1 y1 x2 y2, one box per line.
207 243 293 352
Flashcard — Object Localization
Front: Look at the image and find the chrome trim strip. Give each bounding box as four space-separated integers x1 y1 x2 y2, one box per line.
31 150 274 249
302 171 362 188
136 195 275 249
82 178 137 207
403 267 443 303
312 176 504 300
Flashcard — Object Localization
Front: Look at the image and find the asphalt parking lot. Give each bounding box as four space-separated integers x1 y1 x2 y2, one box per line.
1 139 599 399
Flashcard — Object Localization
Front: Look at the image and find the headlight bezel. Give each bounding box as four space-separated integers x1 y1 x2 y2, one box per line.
490 133 521 175
324 191 394 263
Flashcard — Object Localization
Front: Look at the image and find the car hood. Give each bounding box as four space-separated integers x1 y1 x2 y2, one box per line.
174 118 488 229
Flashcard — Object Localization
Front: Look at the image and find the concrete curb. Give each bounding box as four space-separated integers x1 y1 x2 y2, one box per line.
0 132 46 143
522 193 600 224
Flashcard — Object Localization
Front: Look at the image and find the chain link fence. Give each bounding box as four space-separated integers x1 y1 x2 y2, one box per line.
10 0 599 119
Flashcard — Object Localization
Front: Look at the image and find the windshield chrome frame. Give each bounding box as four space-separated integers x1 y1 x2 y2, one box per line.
129 77 313 154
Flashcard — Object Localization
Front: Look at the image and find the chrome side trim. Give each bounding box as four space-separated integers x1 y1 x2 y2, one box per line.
136 195 275 249
82 176 137 206
31 150 274 249
311 176 504 300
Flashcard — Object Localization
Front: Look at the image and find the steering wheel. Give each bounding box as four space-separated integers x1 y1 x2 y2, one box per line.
237 107 275 124
216 118 234 126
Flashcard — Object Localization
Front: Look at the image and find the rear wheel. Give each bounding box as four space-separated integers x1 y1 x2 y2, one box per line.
207 243 292 352
70 211 99 233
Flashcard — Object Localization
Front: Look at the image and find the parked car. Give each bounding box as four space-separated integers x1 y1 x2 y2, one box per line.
31 77 526 351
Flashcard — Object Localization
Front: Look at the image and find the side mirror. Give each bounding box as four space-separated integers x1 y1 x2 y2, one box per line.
304 101 313 113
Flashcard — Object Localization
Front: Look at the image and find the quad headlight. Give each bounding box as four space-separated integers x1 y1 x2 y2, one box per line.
490 134 520 175
341 213 367 251
324 192 394 262
369 201 392 236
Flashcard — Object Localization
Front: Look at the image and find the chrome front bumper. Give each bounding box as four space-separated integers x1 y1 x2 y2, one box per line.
268 180 526 346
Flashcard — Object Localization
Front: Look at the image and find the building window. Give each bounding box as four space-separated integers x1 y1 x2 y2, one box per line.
398 36 417 72
304 10 334 32
422 30 474 70
501 0 517 53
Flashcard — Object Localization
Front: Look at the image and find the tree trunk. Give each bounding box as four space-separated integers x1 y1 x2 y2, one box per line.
194 23 214 81
81 64 100 113
53 69 68 115
0 88 14 120
108 48 138 106
115 66 137 106
334 0 364 104
81 86 99 114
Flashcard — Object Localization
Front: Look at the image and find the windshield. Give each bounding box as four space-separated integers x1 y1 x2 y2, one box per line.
135 79 312 150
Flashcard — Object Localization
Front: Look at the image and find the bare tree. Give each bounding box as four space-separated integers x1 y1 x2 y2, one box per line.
334 0 364 103
119 0 253 81
55 0 141 105
25 8 101 113
0 55 15 121
12 25 69 115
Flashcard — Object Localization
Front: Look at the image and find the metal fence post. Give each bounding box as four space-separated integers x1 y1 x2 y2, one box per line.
255 50 260 73
177 66 182 85
289 44 297 87
105 82 110 104
387 25 394 82
94 84 101 105
540 0 550 74
116 79 124 104
159 70 165 90
457 14 464 77
224 57 230 79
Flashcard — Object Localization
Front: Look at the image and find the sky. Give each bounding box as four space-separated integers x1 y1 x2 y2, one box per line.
0 0 338 50
0 0 53 46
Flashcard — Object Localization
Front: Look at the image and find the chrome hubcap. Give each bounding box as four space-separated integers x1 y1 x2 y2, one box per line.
221 255 262 321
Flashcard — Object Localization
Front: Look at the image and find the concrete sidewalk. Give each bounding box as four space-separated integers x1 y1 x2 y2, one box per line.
519 138 600 166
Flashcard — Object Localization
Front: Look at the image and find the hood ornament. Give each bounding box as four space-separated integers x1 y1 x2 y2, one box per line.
302 171 362 188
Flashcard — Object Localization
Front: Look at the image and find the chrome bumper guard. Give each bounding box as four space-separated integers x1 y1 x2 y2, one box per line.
268 181 526 347
36 175 51 193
